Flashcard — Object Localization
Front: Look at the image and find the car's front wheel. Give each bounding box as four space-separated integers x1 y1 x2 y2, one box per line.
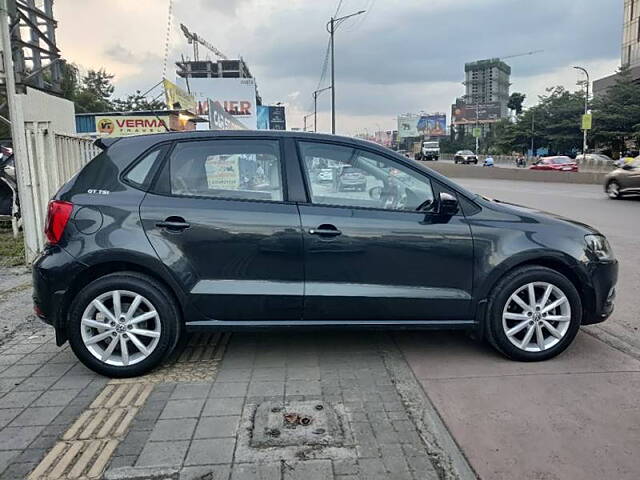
606 181 622 199
68 272 180 377
486 266 582 361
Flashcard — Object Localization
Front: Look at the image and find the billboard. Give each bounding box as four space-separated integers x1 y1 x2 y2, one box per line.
95 115 169 137
268 106 286 130
257 106 269 130
163 78 196 113
208 100 248 130
451 102 502 124
397 114 447 138
177 77 257 129
423 114 446 136
256 105 287 130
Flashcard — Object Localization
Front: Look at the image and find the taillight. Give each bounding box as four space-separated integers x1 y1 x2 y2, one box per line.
44 200 73 244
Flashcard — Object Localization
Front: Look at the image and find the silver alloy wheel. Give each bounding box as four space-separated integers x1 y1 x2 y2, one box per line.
502 281 571 352
80 290 161 367
607 181 620 198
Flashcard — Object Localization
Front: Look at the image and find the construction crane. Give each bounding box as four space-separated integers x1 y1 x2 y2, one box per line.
499 50 544 61
179 23 228 61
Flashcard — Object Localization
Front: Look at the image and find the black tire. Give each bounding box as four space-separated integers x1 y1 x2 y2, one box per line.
485 266 582 362
606 180 622 199
67 271 180 377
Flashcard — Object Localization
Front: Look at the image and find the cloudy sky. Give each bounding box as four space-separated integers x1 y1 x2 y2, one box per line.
56 0 623 135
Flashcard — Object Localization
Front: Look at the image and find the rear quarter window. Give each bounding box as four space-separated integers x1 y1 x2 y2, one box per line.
123 147 166 189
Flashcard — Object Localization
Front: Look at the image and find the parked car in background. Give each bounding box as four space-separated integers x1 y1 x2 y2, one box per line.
453 150 478 164
337 167 367 191
33 131 617 377
529 156 578 172
604 158 640 199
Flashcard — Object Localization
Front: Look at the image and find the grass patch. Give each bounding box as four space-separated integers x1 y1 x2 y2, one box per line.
0 222 24 267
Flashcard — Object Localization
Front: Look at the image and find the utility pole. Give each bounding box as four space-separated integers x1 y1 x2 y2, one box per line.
303 113 313 132
573 66 590 155
327 10 365 134
530 110 535 158
475 102 480 154
0 0 39 262
313 86 332 133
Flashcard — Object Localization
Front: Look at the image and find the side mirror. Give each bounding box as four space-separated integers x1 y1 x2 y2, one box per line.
438 192 459 216
622 164 633 170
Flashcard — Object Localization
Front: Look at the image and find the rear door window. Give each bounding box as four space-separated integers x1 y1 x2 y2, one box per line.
168 139 284 202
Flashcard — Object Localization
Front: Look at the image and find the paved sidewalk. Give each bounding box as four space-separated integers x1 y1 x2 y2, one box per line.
0 322 446 480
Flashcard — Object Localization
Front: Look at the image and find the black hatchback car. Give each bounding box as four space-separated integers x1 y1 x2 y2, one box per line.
33 131 618 377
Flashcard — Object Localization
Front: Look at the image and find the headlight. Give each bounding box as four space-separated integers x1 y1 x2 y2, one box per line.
585 234 614 261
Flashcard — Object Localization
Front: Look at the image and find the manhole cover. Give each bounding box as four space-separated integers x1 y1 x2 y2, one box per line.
251 401 344 448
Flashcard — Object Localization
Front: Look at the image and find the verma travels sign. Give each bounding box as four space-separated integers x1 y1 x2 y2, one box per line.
95 116 169 137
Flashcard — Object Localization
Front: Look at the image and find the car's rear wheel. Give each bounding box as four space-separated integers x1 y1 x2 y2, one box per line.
486 266 581 361
606 181 622 199
68 272 180 377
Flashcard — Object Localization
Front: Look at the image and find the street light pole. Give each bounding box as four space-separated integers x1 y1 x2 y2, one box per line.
313 85 332 133
327 10 365 135
574 66 590 155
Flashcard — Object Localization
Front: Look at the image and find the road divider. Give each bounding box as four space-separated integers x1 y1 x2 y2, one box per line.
422 162 607 185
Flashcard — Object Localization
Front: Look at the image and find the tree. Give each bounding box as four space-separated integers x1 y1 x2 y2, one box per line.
73 69 116 113
113 91 166 112
508 92 526 115
591 66 640 154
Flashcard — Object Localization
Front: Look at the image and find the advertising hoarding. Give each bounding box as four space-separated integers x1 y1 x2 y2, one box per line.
178 77 257 129
257 105 286 130
257 106 269 130
268 106 286 130
397 114 420 138
398 114 447 138
163 78 196 113
451 102 502 124
423 114 446 136
208 100 248 130
95 115 169 137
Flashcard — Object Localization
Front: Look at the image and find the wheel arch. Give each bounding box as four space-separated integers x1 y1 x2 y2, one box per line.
57 254 192 345
475 252 589 336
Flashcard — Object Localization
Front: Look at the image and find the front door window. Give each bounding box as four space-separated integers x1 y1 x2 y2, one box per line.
299 142 435 212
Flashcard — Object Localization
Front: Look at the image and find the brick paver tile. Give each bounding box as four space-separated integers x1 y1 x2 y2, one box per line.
135 440 189 467
9 405 65 427
184 438 235 466
149 418 198 441
202 397 244 417
159 399 206 419
282 460 333 480
194 415 240 439
230 462 281 480
0 426 45 450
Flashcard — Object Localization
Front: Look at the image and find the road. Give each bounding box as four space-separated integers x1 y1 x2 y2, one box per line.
399 178 640 480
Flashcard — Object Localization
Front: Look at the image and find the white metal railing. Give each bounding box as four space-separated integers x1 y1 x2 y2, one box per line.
21 122 99 259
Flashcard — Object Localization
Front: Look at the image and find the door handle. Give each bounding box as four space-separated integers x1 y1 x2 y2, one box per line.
309 225 341 237
156 217 190 231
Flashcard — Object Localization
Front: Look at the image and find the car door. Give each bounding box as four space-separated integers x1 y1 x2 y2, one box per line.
296 141 474 322
140 137 304 322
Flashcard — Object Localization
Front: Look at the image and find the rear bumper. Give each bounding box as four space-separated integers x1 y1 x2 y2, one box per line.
580 259 618 325
32 245 86 345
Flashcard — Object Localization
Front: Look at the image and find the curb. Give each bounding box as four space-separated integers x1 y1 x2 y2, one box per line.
382 334 478 480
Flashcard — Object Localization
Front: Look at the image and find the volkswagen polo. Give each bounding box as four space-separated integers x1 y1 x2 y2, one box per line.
33 131 618 377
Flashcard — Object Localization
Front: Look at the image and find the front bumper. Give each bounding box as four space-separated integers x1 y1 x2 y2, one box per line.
579 259 618 325
32 245 86 345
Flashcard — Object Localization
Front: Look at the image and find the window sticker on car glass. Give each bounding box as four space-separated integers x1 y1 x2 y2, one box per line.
205 155 240 189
